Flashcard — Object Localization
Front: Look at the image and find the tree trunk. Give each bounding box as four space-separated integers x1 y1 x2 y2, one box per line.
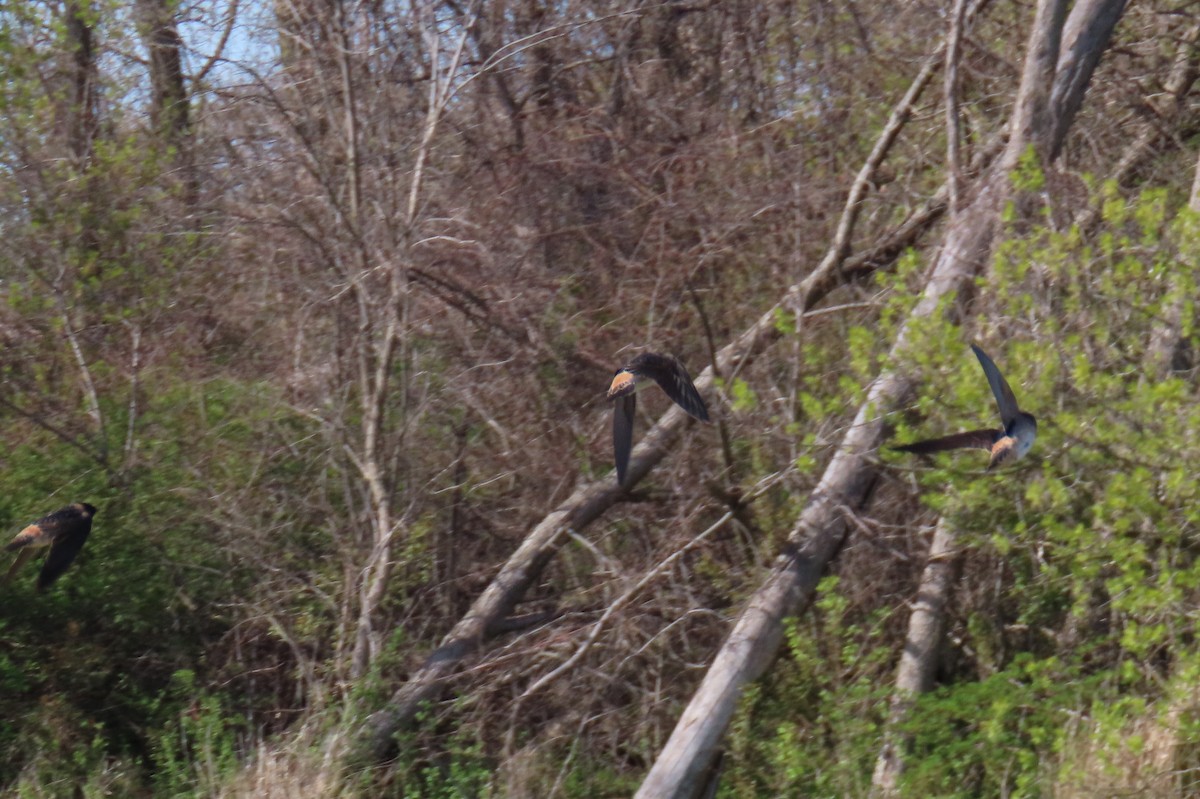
871 14 1194 797
136 0 189 147
633 2 1125 797
1047 0 1129 159
63 0 97 168
869 517 962 797
354 41 950 764
62 1 101 261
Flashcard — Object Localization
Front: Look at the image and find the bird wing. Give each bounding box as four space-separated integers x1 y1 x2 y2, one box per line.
636 353 709 422
37 520 91 590
613 393 636 486
4 548 34 585
971 344 1021 426
893 429 1001 454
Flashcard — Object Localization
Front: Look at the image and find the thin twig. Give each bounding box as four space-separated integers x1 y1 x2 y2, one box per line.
194 0 240 85
518 510 736 702
518 470 792 702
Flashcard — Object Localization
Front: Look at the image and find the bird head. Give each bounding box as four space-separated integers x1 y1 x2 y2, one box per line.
1013 413 1038 458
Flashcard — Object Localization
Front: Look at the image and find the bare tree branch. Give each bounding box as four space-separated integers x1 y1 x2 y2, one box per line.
944 0 970 217
193 0 239 85
349 1 479 680
355 23 959 764
632 2 1125 795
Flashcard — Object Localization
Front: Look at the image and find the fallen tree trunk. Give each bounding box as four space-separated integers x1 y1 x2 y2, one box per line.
630 188 996 799
355 37 956 765
633 1 1126 796
869 21 1199 797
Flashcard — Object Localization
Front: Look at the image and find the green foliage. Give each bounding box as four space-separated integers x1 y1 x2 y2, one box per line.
898 655 1093 798
400 751 494 799
0 387 243 794
149 670 244 797
1010 145 1047 194
728 377 758 412
722 576 893 797
0 0 1197 796
721 177 1200 796
345 704 499 799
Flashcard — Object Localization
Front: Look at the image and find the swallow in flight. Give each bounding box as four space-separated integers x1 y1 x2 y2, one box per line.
894 344 1037 470
608 353 709 486
4 502 97 590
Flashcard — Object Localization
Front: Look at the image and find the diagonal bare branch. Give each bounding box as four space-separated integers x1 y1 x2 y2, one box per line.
355 24 967 763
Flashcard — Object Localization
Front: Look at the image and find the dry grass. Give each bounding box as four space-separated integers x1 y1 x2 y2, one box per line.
1055 694 1200 799
216 723 349 799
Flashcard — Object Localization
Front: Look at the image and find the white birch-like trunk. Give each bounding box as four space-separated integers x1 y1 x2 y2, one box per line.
633 1 1126 796
869 517 961 797
357 41 951 762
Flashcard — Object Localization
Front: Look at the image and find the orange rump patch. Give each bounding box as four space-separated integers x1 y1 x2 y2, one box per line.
6 525 48 550
988 437 1016 469
607 371 636 398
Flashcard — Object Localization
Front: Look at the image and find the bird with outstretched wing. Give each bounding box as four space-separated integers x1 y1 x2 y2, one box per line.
4 502 98 590
607 353 709 486
894 344 1037 470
